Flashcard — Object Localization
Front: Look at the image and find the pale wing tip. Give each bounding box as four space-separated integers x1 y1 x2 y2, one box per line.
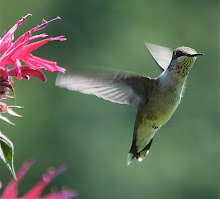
55 73 64 87
144 42 160 51
144 42 153 49
144 42 173 55
144 42 170 49
56 73 70 88
144 42 161 59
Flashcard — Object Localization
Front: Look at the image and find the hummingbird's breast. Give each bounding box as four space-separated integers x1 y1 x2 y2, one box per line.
144 78 184 127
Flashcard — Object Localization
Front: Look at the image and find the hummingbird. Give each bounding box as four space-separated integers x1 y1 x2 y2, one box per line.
56 43 204 165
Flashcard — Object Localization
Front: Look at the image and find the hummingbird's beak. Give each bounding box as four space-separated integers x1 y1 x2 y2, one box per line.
188 53 205 57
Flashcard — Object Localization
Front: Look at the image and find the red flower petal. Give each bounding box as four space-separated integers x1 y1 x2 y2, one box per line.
22 166 67 198
0 14 32 54
23 36 66 54
8 66 47 82
1 159 35 198
0 21 20 54
24 54 66 73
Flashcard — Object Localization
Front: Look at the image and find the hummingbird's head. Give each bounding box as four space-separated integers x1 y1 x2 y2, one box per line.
169 47 204 77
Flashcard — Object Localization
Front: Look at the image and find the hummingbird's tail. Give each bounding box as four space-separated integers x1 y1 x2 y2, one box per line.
127 138 153 166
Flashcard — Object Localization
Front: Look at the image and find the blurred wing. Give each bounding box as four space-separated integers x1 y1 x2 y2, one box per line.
145 42 173 71
56 69 153 109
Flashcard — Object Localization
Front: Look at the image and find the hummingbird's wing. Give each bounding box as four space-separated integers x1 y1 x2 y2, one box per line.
145 42 173 71
56 68 153 110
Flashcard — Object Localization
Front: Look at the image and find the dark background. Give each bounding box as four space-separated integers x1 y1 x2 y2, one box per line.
0 0 219 198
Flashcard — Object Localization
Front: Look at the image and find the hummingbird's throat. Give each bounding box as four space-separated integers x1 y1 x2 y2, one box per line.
175 56 195 77
178 56 195 67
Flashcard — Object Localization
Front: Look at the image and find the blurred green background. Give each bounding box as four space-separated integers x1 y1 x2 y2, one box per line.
0 0 219 198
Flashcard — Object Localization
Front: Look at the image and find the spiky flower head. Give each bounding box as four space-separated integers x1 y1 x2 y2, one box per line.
0 14 66 125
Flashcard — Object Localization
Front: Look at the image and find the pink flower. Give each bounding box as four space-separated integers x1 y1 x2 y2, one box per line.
0 159 77 199
0 14 66 124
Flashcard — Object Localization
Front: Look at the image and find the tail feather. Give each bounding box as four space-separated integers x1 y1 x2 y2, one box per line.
127 138 154 166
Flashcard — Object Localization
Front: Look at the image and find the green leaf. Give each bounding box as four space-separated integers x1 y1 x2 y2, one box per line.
0 131 16 179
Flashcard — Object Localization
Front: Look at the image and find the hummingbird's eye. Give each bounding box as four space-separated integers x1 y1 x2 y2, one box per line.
173 50 185 58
